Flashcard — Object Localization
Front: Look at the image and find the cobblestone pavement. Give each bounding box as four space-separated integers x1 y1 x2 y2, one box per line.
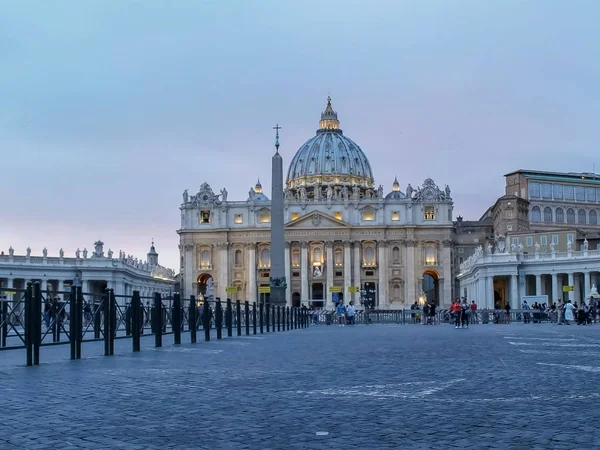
2 323 600 449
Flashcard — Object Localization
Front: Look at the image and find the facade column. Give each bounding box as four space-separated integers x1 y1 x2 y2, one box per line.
405 240 416 305
535 274 542 296
247 244 257 305
551 273 558 305
353 242 361 306
510 274 519 308
183 244 194 299
584 271 591 302
300 242 309 304
343 241 352 305
442 240 452 307
326 242 334 307
57 280 65 301
568 273 575 303
378 241 388 308
218 243 229 300
284 243 291 306
487 276 495 309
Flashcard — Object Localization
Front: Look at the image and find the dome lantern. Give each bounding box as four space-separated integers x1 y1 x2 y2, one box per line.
392 176 400 192
319 96 340 131
254 179 263 194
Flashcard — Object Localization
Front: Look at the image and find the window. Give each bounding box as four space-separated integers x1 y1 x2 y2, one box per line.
529 182 540 199
334 211 342 220
526 236 533 247
459 256 464 264
200 210 211 224
424 246 437 266
578 209 587 224
424 206 435 220
392 246 400 263
597 188 600 202
473 238 479 244
564 185 574 200
531 206 541 222
363 246 376 266
362 209 375 221
555 208 564 223
312 247 323 266
234 249 242 267
200 250 211 268
291 248 300 267
575 186 585 201
590 210 598 225
567 233 574 244
458 248 464 254
258 210 271 223
543 207 553 223
512 238 519 247
391 211 400 221
541 236 547 246
552 235 559 245
233 214 243 224
566 208 575 223
259 248 270 268
291 212 299 221
507 225 513 231
541 183 552 199
553 184 563 199
334 248 343 266
586 188 595 202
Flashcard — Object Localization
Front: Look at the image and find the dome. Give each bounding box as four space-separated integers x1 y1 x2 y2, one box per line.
386 176 406 200
286 97 374 191
248 179 270 201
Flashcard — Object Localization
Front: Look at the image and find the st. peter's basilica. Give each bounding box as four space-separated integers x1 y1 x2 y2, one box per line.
178 98 454 309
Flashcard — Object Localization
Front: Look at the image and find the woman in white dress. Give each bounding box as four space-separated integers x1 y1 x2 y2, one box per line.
563 301 575 325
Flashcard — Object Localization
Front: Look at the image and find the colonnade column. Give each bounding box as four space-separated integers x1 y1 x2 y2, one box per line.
568 273 575 303
247 244 257 304
442 240 452 306
510 274 519 309
218 243 229 300
300 242 309 303
58 280 65 301
405 240 416 304
378 241 388 308
551 273 558 305
284 243 291 306
353 242 361 306
584 272 591 301
535 275 542 296
486 276 494 309
343 241 352 305
183 244 194 298
326 242 334 307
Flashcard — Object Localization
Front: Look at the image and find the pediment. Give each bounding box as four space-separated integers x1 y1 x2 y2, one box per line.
285 211 351 229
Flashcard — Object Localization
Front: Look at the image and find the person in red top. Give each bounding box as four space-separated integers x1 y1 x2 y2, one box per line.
450 299 462 329
470 300 478 323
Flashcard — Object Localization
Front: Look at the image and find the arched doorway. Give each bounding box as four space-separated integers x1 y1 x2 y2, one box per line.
197 273 214 302
292 292 301 307
422 270 439 305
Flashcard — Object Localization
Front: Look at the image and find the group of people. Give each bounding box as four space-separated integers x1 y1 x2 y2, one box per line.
334 301 356 326
449 298 475 329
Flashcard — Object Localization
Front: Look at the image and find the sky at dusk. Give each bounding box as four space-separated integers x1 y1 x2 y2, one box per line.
2 1 599 269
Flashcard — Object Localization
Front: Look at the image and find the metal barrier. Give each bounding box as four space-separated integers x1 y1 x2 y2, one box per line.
0 283 309 366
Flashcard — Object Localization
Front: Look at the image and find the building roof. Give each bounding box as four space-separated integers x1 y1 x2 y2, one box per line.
504 169 600 182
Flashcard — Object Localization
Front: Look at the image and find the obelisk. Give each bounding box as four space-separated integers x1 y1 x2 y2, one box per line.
269 124 287 305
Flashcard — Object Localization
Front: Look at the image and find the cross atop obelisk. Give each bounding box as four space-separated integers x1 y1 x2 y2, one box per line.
269 123 287 305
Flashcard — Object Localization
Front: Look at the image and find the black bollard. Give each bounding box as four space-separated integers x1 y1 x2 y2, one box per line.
266 302 270 332
226 299 233 337
277 306 281 332
108 288 115 356
132 291 141 352
103 289 113 357
259 302 264 334
202 300 210 342
189 295 197 344
25 282 33 366
272 304 276 333
245 301 250 336
153 293 162 348
173 293 181 345
32 282 41 365
236 300 242 336
215 299 223 340
252 302 257 335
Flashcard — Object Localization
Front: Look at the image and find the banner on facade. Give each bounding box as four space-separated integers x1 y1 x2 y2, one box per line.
563 285 574 292
226 286 238 293
258 286 270 294
328 286 342 293
348 286 360 293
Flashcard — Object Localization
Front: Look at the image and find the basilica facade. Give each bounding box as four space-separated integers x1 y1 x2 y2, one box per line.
179 98 454 309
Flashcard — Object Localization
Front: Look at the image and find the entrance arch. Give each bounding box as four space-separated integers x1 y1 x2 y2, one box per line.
292 292 301 308
422 270 439 305
197 273 214 301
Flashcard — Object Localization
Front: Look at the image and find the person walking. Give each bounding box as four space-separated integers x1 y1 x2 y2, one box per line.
470 300 478 323
346 301 356 326
450 299 462 329
563 300 575 325
504 302 511 324
336 302 346 327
